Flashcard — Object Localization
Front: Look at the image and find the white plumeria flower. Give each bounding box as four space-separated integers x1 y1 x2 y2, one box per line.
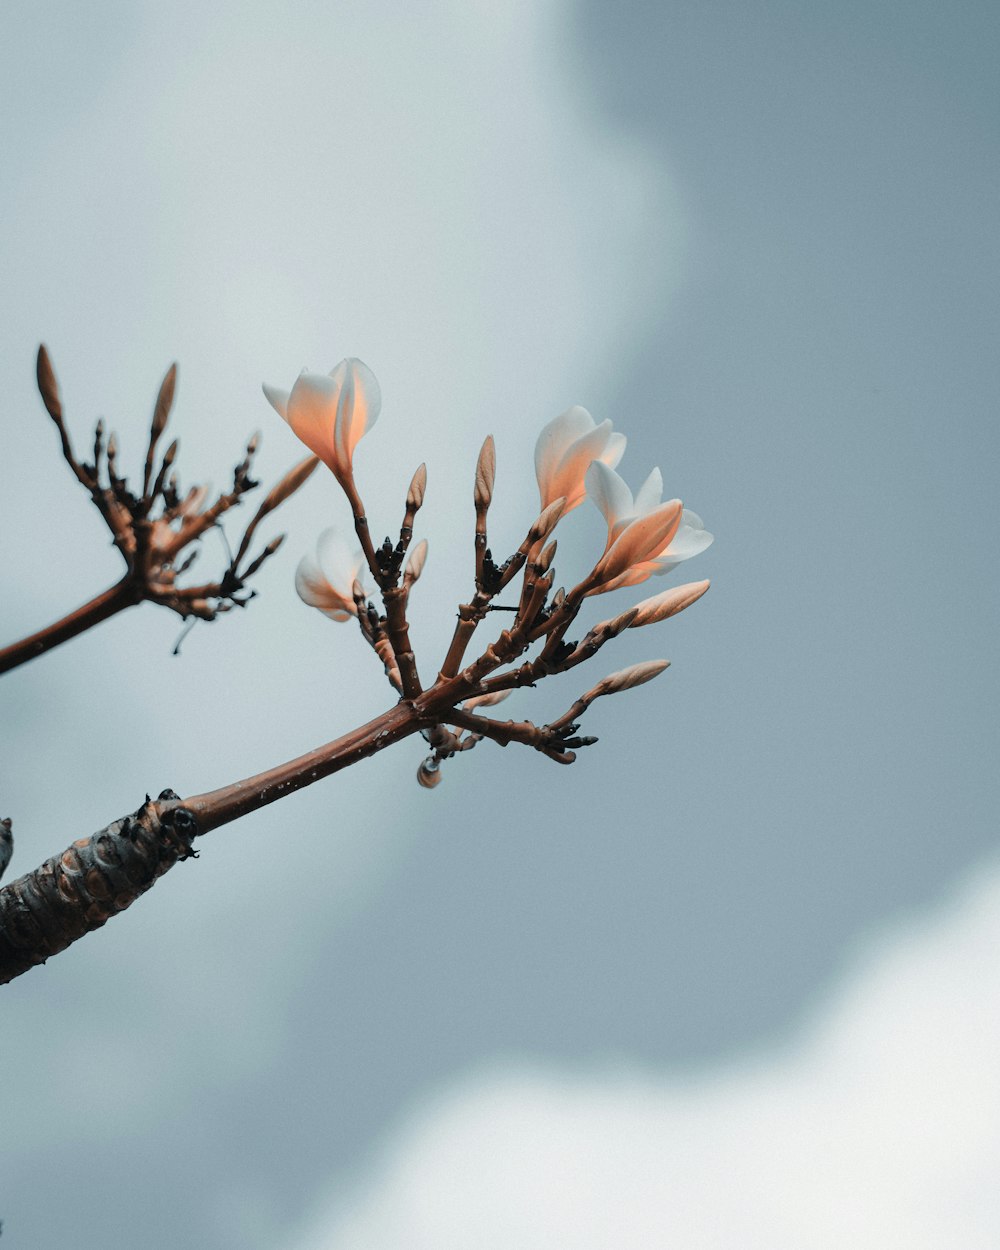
263 358 380 489
585 461 713 592
534 405 626 513
294 527 368 622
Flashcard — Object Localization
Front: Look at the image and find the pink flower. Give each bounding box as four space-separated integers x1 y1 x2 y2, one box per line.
585 461 713 592
263 358 380 488
294 528 368 621
534 406 626 513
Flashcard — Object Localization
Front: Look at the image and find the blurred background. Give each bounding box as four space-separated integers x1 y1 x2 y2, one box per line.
1 1 997 1245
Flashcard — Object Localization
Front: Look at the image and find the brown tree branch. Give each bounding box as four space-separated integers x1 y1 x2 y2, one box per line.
1 347 319 673
0 578 140 674
0 701 425 985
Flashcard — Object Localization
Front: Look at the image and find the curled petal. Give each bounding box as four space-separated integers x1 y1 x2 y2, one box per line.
294 554 355 620
535 406 625 512
404 538 428 585
632 467 664 517
261 383 290 420
590 500 683 589
283 371 342 471
649 510 714 574
330 358 380 471
585 461 635 541
264 358 380 486
294 527 367 622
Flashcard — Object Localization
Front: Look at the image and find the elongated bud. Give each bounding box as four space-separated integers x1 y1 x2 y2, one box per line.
551 587 566 609
407 463 428 511
537 540 557 573
593 659 670 698
475 436 496 510
162 438 179 468
602 606 639 638
417 759 443 789
260 455 319 514
107 432 119 463
404 538 428 585
36 344 62 420
462 688 512 711
241 533 286 578
151 364 177 443
246 432 260 456
630 580 711 628
528 496 566 545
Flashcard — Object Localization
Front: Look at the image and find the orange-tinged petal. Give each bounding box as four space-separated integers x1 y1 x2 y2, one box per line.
284 371 341 472
591 499 683 588
535 406 625 512
331 358 381 470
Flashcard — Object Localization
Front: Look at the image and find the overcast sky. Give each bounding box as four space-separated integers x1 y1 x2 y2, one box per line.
1 1 997 1246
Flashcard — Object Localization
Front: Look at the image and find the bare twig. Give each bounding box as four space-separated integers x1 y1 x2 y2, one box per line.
0 348 319 673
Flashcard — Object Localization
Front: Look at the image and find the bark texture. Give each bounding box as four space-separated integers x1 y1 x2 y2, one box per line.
0 792 196 985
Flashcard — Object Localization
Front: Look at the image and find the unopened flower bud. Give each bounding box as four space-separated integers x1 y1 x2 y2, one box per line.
630 580 711 628
592 658 670 699
36 344 63 420
463 688 512 711
407 463 427 512
602 606 639 638
417 758 443 789
528 497 566 545
475 436 496 511
151 363 177 441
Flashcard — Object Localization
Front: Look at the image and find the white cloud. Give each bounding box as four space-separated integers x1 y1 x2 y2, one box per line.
290 857 1000 1249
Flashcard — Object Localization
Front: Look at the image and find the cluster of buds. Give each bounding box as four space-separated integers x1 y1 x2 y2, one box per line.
35 346 318 628
263 360 713 786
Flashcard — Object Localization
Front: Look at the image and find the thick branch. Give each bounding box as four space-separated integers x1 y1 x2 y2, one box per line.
182 701 422 832
0 702 425 984
0 793 197 984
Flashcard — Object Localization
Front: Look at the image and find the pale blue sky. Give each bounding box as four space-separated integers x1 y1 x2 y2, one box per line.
1 1 997 1245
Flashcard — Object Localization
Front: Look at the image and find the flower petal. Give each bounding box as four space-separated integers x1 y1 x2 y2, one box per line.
294 552 356 620
633 467 664 516
598 431 627 473
585 461 636 535
285 371 341 469
316 526 365 588
548 419 620 511
534 406 598 507
591 499 683 588
331 358 381 468
650 511 714 573
261 383 290 420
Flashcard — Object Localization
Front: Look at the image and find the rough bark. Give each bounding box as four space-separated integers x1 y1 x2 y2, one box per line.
0 792 195 985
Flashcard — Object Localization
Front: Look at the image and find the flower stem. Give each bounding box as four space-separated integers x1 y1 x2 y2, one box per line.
179 700 423 834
